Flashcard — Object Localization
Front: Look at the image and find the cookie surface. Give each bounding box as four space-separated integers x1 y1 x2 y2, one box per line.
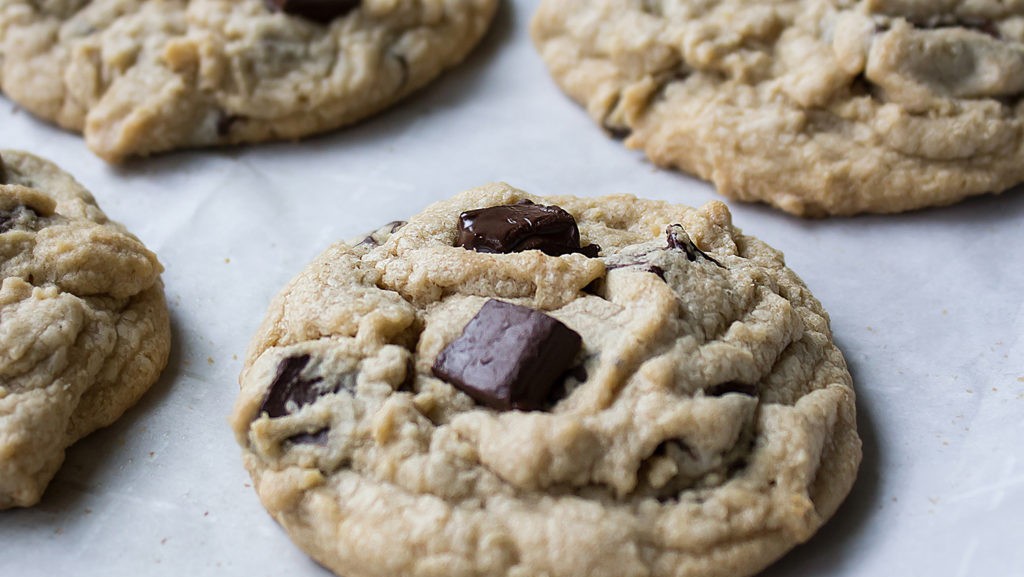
532 0 1024 216
0 0 497 161
0 150 170 508
232 183 861 577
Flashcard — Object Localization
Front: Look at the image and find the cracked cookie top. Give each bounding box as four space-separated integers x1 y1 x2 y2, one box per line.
0 150 170 509
232 183 861 577
532 0 1024 216
0 0 497 161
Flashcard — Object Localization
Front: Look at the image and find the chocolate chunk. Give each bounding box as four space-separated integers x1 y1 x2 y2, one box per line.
0 152 6 184
259 355 354 418
666 225 722 267
706 382 758 397
287 428 329 446
265 0 360 24
432 300 583 411
606 261 666 280
457 200 600 257
357 220 407 247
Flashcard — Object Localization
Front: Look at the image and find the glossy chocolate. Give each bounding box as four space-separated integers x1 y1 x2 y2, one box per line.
266 0 360 24
457 200 600 257
432 300 582 411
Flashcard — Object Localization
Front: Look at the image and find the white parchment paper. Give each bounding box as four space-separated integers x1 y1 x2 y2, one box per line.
1 2 1022 575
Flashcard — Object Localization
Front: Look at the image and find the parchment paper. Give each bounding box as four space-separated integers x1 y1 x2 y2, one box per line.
2 2 1022 575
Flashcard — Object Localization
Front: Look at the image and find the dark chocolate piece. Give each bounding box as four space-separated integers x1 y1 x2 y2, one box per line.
432 300 582 411
357 220 407 247
265 0 360 24
457 200 600 257
0 152 6 184
259 355 354 418
606 261 667 280
706 382 758 397
666 225 722 267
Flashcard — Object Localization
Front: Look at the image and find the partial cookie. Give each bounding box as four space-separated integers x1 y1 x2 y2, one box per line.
532 0 1024 216
0 150 170 509
232 183 861 577
0 0 497 161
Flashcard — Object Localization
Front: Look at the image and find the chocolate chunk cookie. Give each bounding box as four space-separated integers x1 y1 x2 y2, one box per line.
231 183 861 577
0 0 497 161
0 150 170 508
532 0 1024 216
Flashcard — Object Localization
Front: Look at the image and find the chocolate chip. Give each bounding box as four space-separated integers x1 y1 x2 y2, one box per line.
0 152 7 184
287 428 329 446
357 220 407 247
456 200 600 257
432 300 583 411
706 382 758 397
606 261 666 280
265 0 360 24
259 355 354 418
666 225 722 267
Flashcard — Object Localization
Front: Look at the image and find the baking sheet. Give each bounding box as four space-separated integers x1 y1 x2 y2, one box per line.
1 1 1022 575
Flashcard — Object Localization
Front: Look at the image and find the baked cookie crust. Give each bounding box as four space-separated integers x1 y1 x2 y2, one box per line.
232 183 861 577
0 0 498 161
532 0 1024 216
0 150 171 508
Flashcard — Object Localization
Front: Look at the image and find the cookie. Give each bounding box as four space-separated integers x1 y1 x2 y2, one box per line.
231 183 861 577
531 0 1024 216
0 0 497 162
0 150 170 509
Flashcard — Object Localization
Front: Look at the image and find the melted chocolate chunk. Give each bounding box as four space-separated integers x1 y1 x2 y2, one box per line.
666 225 722 267
259 355 353 418
706 382 758 397
265 0 360 24
0 152 7 184
357 220 407 247
287 428 330 446
432 300 583 411
606 261 666 280
457 200 600 257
